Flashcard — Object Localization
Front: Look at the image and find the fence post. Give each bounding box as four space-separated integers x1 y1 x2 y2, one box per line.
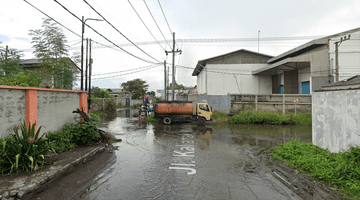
255 95 258 111
102 99 105 111
79 92 88 113
282 94 285 114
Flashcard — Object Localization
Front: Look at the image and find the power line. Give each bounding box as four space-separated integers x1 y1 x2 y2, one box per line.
127 0 165 51
143 0 172 51
23 0 124 54
157 0 179 50
53 0 160 64
92 64 157 76
83 0 161 63
23 0 81 38
91 64 162 80
88 35 325 48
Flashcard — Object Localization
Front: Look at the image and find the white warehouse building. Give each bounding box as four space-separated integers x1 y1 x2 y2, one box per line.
192 27 360 95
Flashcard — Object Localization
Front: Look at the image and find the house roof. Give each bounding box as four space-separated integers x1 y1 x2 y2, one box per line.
19 58 80 71
191 49 273 76
317 75 360 91
103 88 123 93
267 27 360 64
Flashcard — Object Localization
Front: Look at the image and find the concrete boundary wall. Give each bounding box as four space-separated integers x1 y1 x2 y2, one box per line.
313 89 360 153
189 94 231 114
90 97 143 112
0 86 87 138
230 94 312 114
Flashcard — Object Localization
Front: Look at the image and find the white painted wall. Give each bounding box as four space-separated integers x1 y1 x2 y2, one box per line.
328 31 360 81
196 64 272 95
313 89 360 153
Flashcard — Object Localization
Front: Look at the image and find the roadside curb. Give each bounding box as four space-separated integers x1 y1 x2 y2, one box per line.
0 146 105 200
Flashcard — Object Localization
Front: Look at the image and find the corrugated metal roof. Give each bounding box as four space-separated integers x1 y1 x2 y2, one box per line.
191 49 273 76
267 27 360 64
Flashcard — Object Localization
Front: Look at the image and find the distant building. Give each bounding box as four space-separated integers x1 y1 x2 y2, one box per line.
192 27 360 95
101 88 129 98
19 58 79 90
192 49 273 95
156 86 193 101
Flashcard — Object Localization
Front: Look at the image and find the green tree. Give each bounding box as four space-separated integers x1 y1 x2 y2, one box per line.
168 82 185 90
121 78 148 99
0 70 42 87
29 18 78 89
147 91 155 96
0 42 22 77
91 87 113 98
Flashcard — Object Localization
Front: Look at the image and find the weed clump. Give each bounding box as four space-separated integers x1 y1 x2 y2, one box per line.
271 139 360 198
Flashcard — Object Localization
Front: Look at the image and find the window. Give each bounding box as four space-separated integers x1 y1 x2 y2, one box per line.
199 104 209 111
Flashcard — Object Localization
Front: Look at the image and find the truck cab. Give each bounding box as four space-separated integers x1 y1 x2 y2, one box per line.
197 103 212 125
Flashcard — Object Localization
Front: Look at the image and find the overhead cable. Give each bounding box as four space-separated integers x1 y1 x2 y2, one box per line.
91 64 162 80
92 64 157 76
24 0 125 53
53 0 160 64
83 0 161 63
143 0 172 50
157 0 179 49
127 0 165 51
23 0 81 38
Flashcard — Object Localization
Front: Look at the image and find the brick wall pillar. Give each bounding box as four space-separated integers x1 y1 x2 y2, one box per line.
26 89 38 131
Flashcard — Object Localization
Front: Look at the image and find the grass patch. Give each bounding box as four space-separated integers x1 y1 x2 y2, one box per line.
230 110 311 125
117 102 127 109
271 139 360 199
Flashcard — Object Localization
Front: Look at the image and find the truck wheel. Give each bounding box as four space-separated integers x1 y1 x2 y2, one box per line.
163 117 171 125
198 118 206 126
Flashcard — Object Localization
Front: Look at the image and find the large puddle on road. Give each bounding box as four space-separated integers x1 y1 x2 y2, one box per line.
78 110 314 199
100 109 312 150
210 123 312 149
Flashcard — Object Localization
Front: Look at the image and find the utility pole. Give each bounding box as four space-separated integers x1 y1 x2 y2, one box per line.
81 16 103 91
164 60 167 101
81 16 84 90
334 35 351 82
85 38 89 91
88 39 92 112
165 32 182 101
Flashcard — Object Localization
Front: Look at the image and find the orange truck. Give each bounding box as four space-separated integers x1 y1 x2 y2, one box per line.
153 101 212 125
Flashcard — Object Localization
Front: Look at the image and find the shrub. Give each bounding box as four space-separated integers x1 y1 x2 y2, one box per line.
0 122 51 174
145 113 157 122
105 101 116 112
61 120 99 146
212 112 229 122
117 102 126 108
47 130 76 153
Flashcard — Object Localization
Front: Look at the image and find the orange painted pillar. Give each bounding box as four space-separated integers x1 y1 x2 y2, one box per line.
26 89 38 131
80 92 88 113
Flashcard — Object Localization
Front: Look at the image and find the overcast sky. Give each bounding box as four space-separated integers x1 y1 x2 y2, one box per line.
1 0 359 94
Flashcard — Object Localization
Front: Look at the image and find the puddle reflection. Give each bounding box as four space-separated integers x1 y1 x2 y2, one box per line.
210 123 312 149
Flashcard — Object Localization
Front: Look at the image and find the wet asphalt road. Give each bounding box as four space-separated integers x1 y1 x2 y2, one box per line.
76 111 308 200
